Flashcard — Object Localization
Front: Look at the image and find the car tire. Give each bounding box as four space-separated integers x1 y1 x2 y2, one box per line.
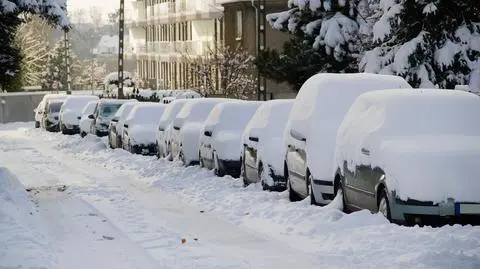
286 168 301 202
308 172 317 205
214 152 225 177
378 190 392 222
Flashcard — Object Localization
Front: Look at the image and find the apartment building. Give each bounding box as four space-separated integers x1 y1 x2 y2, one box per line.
126 0 223 89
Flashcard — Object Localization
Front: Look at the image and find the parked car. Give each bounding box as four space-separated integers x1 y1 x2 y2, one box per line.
34 101 46 128
43 99 65 132
37 94 67 129
284 73 411 205
200 101 262 177
79 100 99 137
241 100 294 190
122 103 166 155
89 99 132 137
59 95 99 135
155 99 191 159
108 101 138 149
333 89 480 225
170 98 228 165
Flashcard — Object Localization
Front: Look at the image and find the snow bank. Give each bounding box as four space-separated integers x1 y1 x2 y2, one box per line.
335 89 480 203
0 167 54 268
286 73 412 183
242 100 294 174
203 101 262 160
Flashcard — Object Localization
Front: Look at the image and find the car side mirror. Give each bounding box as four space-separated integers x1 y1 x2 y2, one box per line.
204 130 212 137
88 114 94 119
290 129 306 142
248 136 259 142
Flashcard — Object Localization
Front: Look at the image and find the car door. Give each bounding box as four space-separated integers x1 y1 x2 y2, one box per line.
345 147 377 211
286 129 308 196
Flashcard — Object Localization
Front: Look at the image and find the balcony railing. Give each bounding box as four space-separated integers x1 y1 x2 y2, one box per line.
132 40 215 56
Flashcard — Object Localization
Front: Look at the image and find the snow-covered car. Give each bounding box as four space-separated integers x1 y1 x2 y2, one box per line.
37 94 67 129
334 89 480 225
170 98 228 165
200 101 263 177
108 100 138 149
79 100 99 137
89 99 132 137
122 103 166 155
43 99 65 132
155 99 190 159
241 100 294 190
284 73 411 205
59 95 99 135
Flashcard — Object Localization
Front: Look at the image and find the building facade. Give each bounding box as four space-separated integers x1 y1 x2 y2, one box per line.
126 0 223 90
219 0 295 99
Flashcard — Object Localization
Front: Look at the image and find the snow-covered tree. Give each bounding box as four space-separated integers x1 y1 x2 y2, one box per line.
16 16 52 86
74 58 107 90
0 0 69 91
40 39 80 91
267 0 364 73
183 46 257 99
360 0 480 88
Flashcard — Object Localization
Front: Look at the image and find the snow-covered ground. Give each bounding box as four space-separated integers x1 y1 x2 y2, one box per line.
1 122 479 269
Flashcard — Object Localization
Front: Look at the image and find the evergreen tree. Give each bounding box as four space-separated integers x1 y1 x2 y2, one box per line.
360 0 480 88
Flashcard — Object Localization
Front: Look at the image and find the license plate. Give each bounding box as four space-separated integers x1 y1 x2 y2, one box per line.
455 203 480 215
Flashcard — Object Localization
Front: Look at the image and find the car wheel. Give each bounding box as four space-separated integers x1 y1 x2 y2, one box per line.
378 190 392 222
80 131 86 138
286 167 301 202
334 177 348 213
308 172 317 205
214 152 224 177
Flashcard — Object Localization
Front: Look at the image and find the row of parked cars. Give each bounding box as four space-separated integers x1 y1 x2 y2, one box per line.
35 73 480 226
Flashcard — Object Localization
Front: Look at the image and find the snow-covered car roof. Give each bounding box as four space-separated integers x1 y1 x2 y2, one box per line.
61 95 99 110
203 101 263 133
114 101 139 119
158 99 191 130
125 103 166 126
334 89 480 203
173 98 230 129
81 100 99 115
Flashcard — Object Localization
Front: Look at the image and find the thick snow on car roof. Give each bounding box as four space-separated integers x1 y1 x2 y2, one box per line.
158 99 191 130
81 100 99 115
335 89 480 203
114 101 139 119
62 96 99 110
174 98 229 128
204 101 263 132
126 103 166 125
286 73 412 181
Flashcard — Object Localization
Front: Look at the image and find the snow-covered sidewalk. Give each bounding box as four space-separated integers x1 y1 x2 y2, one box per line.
1 122 479 269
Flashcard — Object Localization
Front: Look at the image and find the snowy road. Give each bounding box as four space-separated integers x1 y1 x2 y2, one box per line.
1 122 480 269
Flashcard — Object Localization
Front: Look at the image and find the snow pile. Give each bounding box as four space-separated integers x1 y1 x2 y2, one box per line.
242 99 294 175
125 103 166 145
202 101 263 160
335 89 480 202
0 167 54 268
285 73 411 184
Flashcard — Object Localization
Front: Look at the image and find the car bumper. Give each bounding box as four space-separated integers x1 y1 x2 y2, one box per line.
62 124 80 134
391 198 480 225
131 143 157 156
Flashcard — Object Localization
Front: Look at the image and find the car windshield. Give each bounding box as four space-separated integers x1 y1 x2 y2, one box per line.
100 103 122 117
48 102 63 113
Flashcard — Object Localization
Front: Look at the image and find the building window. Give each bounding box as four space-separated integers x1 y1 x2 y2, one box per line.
236 10 243 40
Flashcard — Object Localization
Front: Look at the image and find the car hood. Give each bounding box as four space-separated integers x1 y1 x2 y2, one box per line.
128 125 157 145
379 136 480 203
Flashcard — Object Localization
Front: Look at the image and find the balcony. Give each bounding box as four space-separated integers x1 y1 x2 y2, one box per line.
133 40 215 57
